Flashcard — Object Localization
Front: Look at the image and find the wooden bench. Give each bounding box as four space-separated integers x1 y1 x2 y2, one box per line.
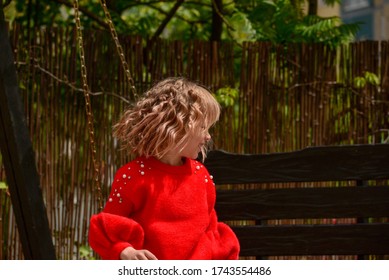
204 144 389 259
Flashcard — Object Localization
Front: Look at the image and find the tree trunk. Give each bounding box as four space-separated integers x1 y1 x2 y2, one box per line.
308 0 318 16
211 0 223 41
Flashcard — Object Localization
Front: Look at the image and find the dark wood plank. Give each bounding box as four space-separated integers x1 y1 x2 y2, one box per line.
0 4 56 259
205 145 389 184
234 223 389 256
216 186 389 220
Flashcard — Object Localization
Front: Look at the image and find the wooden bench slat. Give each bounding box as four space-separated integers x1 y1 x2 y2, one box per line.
216 186 389 220
205 145 389 257
205 144 389 184
234 223 389 256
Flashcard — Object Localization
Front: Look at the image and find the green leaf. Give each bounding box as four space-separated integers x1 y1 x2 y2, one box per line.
215 87 239 107
364 71 380 86
353 77 366 88
79 245 95 260
229 12 256 43
0 182 7 189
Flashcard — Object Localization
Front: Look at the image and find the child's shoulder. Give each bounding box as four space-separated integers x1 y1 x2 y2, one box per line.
190 159 211 174
114 157 148 180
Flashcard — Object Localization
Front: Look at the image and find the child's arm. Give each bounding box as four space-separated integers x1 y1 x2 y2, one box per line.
89 163 154 259
208 209 240 260
89 212 145 260
204 169 240 260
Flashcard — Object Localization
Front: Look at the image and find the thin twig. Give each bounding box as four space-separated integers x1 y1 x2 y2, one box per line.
150 0 184 41
49 0 109 30
15 60 132 104
211 0 235 31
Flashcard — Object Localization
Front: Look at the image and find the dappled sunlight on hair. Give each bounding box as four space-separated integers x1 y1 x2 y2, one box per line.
113 77 221 160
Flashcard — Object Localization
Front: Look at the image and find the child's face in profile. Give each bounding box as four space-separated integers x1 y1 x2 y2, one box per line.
180 124 211 160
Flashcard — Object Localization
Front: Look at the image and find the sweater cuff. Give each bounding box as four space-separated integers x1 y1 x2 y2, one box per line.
112 242 133 260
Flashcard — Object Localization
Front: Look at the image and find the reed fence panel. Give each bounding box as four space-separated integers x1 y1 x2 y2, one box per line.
0 26 388 259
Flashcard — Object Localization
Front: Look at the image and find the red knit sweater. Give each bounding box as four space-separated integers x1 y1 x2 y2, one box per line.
88 156 240 260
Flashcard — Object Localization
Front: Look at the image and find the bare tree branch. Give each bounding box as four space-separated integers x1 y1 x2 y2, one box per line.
150 0 184 41
211 0 234 30
51 0 109 29
122 0 176 10
49 0 132 32
148 4 208 25
16 59 132 104
121 0 211 11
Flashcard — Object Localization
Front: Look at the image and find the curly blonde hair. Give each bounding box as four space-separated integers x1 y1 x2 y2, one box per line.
113 77 221 160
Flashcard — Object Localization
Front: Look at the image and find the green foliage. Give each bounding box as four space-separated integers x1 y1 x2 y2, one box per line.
227 11 256 43
353 71 380 88
244 0 360 47
214 87 239 107
5 0 359 46
156 1 213 41
248 0 300 43
0 182 7 189
14 0 71 27
297 15 360 47
79 245 96 260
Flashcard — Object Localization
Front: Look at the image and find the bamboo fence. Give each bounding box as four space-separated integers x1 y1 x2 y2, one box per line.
0 26 388 259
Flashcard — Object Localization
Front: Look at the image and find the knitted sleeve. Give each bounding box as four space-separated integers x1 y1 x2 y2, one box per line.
89 212 144 260
209 209 240 260
204 168 240 260
88 163 146 259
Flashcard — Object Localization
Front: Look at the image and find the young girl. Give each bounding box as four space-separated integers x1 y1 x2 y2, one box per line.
88 77 240 260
